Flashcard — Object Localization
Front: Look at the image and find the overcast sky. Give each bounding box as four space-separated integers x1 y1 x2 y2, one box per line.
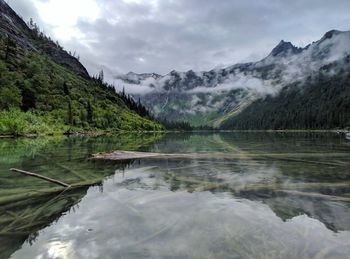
9 0 350 80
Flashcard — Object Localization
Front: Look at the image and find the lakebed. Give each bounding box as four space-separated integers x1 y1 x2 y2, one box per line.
1 132 350 258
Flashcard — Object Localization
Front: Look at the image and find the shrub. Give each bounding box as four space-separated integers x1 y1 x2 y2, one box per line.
0 109 56 135
0 85 22 110
0 109 26 135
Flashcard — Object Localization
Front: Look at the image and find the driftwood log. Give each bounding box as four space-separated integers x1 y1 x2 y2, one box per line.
92 150 350 167
92 151 180 160
10 168 70 187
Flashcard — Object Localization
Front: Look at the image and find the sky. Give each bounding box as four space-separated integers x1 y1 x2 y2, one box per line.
9 0 350 80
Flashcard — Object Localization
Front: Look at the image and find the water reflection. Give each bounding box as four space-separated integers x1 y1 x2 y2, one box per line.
0 133 163 258
112 157 350 232
0 132 349 258
0 188 85 258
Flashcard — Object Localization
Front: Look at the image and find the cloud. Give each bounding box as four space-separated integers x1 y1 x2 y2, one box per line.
188 74 276 96
34 0 100 41
8 0 43 24
115 30 350 119
8 0 350 85
113 79 155 94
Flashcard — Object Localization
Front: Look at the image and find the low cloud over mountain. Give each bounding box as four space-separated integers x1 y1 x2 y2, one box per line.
115 30 350 127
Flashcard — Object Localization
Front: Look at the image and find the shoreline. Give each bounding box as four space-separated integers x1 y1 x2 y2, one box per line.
0 129 348 139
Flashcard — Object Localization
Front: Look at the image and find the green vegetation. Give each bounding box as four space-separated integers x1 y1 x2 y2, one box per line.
0 18 163 136
213 94 256 128
0 109 60 135
183 111 220 127
221 68 350 130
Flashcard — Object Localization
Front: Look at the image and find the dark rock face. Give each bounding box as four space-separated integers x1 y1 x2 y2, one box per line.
269 40 302 57
41 44 90 79
322 29 342 40
0 0 90 79
0 0 36 50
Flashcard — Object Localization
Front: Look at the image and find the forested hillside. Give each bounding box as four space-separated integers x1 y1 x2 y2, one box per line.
221 59 350 129
0 0 163 135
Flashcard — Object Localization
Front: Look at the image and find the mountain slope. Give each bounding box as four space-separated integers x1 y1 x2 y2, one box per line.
0 0 89 78
221 57 350 129
0 0 163 134
116 30 350 129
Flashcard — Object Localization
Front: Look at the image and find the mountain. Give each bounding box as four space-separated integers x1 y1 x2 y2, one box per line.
115 29 350 129
0 0 163 134
0 0 89 79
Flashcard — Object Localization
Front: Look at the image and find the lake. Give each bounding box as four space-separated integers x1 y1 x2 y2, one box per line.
1 132 350 258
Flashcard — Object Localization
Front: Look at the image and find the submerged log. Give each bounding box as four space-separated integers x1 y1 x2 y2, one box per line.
92 150 258 161
92 150 177 160
92 150 350 165
10 168 70 188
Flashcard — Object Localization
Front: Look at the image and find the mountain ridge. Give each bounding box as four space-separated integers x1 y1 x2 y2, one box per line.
115 29 350 128
118 29 348 78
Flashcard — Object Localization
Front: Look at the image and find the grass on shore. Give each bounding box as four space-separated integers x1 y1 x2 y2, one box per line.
0 109 164 136
0 109 64 135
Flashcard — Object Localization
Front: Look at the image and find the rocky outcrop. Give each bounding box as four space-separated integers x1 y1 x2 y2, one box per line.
0 0 90 78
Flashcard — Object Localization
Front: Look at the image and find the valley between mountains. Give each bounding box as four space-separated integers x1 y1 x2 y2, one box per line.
116 30 350 129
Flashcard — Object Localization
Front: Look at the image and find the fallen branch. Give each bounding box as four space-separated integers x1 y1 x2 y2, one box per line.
92 150 350 166
10 168 70 188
